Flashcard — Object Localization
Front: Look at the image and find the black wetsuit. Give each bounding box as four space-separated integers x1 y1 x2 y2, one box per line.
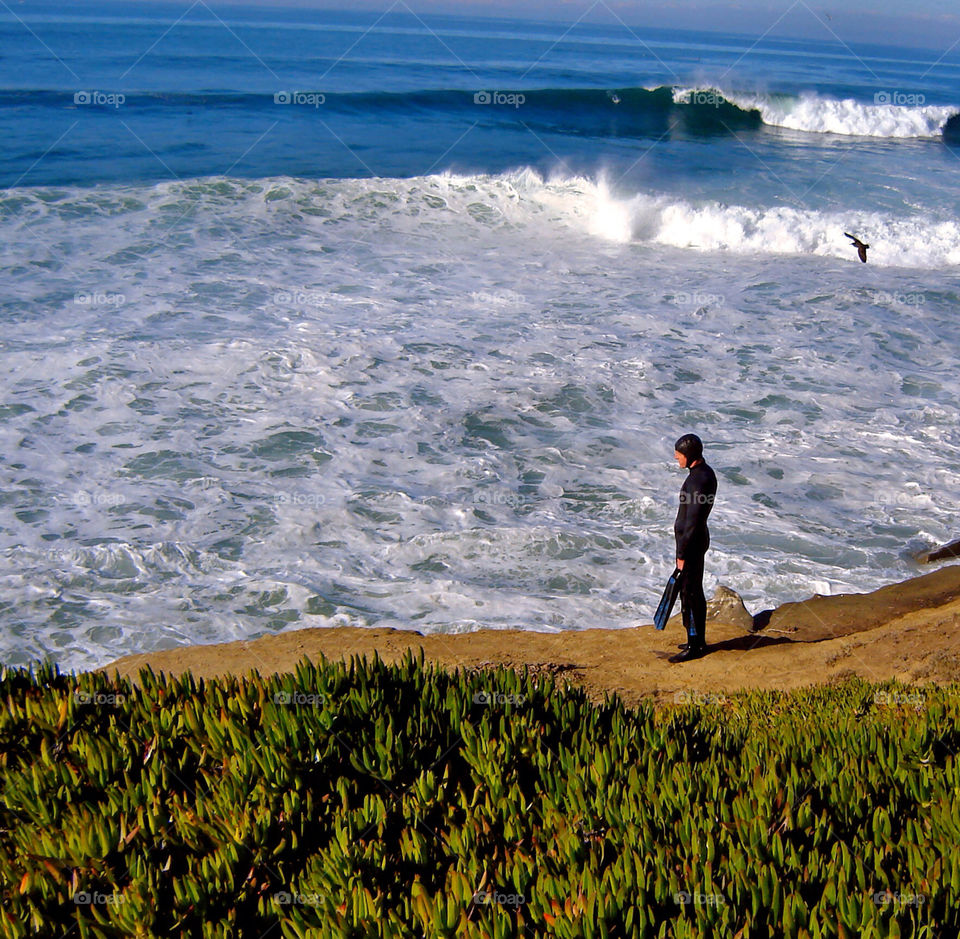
674 460 718 650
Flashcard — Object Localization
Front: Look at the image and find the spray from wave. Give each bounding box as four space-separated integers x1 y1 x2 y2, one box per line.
392 168 960 268
582 175 960 267
684 87 960 138
4 168 960 269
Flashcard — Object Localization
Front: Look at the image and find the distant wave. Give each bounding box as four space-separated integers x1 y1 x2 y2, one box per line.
5 85 957 141
675 86 960 139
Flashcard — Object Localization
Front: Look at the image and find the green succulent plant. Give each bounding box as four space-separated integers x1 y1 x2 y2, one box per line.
0 661 956 937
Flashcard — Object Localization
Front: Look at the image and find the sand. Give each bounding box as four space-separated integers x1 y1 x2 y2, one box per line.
100 564 960 708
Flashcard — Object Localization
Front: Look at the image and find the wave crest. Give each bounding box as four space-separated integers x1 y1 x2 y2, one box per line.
714 88 958 138
584 179 960 267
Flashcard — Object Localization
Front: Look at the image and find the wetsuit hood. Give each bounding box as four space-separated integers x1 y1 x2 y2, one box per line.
674 433 703 465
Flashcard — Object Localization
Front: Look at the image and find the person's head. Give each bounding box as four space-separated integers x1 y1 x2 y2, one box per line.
673 433 703 469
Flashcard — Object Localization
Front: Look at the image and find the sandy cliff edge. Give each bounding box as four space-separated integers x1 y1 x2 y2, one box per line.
99 565 960 708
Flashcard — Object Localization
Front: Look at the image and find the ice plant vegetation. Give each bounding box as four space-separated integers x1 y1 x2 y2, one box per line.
1 654 957 937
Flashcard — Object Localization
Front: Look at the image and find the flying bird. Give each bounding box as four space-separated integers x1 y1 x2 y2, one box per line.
845 232 869 263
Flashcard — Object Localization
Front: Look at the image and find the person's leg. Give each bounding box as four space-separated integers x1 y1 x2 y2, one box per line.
680 552 707 649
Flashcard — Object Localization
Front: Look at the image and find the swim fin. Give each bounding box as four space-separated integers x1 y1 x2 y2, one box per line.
653 567 683 630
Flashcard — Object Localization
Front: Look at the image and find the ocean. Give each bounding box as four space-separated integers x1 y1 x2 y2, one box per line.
2 2 960 670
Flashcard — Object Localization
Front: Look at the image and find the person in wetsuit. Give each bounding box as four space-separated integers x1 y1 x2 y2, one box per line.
670 433 718 663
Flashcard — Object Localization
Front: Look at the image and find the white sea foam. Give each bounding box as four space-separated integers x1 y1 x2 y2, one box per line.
3 169 959 272
544 173 960 268
2 171 959 670
674 85 958 138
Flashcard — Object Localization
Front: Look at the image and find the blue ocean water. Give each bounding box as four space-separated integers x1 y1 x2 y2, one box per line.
2 2 960 669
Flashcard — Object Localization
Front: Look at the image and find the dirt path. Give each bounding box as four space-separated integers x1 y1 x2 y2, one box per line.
101 565 960 707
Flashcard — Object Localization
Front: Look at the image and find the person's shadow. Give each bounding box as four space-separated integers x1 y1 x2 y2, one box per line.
698 608 793 652
654 621 791 659
703 633 793 653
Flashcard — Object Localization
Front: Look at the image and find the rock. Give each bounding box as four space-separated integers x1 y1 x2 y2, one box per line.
915 538 960 564
662 585 754 631
756 564 960 642
706 585 754 632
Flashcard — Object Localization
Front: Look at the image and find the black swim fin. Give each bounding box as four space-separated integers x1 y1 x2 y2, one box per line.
653 567 683 630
